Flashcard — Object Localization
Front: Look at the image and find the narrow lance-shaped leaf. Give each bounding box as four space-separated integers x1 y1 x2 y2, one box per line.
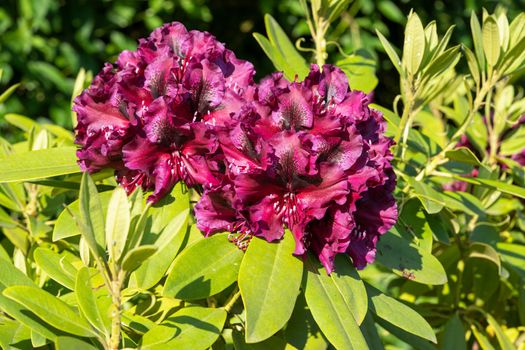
0 147 80 183
402 12 426 75
75 267 109 336
482 16 501 67
105 186 131 262
376 30 402 74
3 285 95 337
78 172 106 258
471 12 486 69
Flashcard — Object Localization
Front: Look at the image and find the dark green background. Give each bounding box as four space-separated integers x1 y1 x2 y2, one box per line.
0 0 523 135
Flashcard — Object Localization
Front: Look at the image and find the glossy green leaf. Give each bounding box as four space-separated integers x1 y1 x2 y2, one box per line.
376 30 401 74
34 248 77 290
406 177 445 214
3 285 94 337
376 226 447 285
402 12 426 74
253 33 287 74
471 12 486 69
232 329 287 350
122 245 157 273
239 232 302 343
0 83 20 104
264 14 309 79
53 191 112 241
75 267 108 336
163 233 242 300
132 208 189 290
55 336 99 350
483 16 501 66
336 53 378 93
105 186 131 262
366 284 436 343
360 313 384 350
456 177 525 199
445 147 482 165
497 243 525 275
375 317 435 350
0 147 80 183
467 242 501 275
0 257 35 289
440 313 466 350
303 255 368 350
141 306 226 350
442 191 485 217
78 173 106 258
0 295 59 342
471 326 496 350
285 293 329 350
486 313 514 350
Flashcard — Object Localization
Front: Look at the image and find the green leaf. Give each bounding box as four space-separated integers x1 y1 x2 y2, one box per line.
445 147 482 165
55 336 99 350
402 12 426 75
78 173 106 258
0 295 59 342
105 187 131 262
232 329 287 350
464 46 481 87
453 176 525 199
405 177 445 214
336 53 378 93
53 191 112 241
497 242 525 275
500 126 525 155
0 83 20 104
253 33 287 74
285 293 329 350
483 16 501 67
141 306 226 350
360 313 384 350
376 30 402 74
471 12 486 69
442 191 485 217
34 248 77 290
422 45 461 80
163 233 243 300
440 313 466 350
486 313 514 350
239 232 302 343
0 147 80 183
264 14 309 80
366 284 436 343
467 242 501 275
0 257 35 289
471 326 496 350
376 226 447 285
3 285 94 337
122 245 157 273
132 208 189 290
75 267 109 336
375 317 435 350
303 255 368 350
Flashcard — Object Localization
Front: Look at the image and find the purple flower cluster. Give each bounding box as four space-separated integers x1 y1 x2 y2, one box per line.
74 22 397 272
74 22 255 202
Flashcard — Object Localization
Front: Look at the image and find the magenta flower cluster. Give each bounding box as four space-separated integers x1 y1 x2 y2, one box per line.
74 22 397 272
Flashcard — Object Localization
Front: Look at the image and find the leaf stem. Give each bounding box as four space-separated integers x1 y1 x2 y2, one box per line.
224 286 242 314
109 270 124 350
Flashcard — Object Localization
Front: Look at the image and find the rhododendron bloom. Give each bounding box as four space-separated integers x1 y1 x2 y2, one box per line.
74 22 255 202
196 65 397 272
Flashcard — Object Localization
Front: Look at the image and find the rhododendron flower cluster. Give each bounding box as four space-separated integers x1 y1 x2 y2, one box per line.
74 22 397 272
74 22 255 202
